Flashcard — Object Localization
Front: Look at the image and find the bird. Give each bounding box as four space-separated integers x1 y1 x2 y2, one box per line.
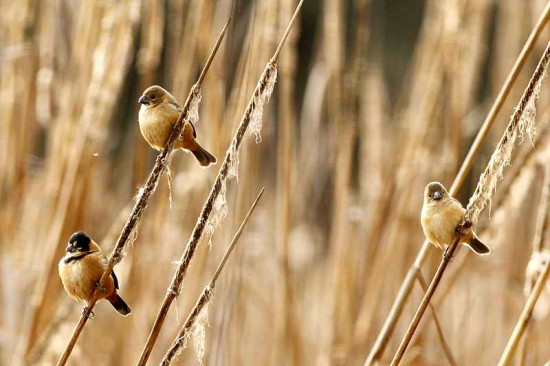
138 85 216 167
421 182 490 256
58 231 131 316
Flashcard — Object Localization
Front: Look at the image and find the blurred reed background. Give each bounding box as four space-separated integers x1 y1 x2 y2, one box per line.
1 0 550 365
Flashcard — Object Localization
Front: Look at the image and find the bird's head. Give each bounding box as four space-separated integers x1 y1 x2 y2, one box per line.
138 85 171 108
425 181 447 202
66 231 91 253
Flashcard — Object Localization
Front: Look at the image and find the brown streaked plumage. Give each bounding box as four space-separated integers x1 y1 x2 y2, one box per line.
138 85 216 167
421 182 490 256
58 232 131 316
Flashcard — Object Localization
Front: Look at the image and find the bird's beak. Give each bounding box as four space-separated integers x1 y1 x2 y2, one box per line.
66 243 75 252
433 191 442 200
138 95 149 105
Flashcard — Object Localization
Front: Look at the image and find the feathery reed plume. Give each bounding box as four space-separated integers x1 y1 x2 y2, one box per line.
136 2 304 364
160 188 264 366
365 5 550 364
55 20 231 366
464 61 548 224
390 42 550 366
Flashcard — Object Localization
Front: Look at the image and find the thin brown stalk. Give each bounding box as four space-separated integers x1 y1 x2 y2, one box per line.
160 188 264 366
433 112 550 307
497 251 550 366
136 2 304 364
365 4 550 364
390 42 550 366
277 0 300 363
55 20 231 366
415 271 458 366
510 162 550 366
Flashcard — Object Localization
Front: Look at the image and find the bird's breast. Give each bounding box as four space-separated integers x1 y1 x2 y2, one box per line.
59 253 114 302
421 202 463 247
138 106 179 150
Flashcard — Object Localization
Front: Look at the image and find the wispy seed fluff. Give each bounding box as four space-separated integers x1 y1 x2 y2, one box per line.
161 287 213 366
249 63 278 143
205 63 278 240
465 47 550 225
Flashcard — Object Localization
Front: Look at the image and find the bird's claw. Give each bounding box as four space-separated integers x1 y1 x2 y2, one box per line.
82 307 95 319
95 281 106 292
455 220 473 235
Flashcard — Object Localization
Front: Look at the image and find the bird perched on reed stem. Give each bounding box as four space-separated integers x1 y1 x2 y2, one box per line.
58 232 131 316
138 85 216 167
421 182 490 257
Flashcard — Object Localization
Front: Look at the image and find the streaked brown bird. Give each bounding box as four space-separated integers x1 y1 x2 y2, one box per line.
421 182 490 256
138 85 216 167
58 232 131 316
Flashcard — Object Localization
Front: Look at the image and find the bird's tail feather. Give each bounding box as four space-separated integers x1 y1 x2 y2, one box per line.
108 294 132 316
464 236 491 255
191 144 217 167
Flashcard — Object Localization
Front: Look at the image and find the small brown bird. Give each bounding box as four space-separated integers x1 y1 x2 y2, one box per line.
58 232 131 316
421 182 490 256
138 85 216 167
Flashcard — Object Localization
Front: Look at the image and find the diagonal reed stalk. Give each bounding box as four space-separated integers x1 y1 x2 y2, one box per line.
55 19 232 366
414 272 457 366
498 255 550 366
159 188 265 366
498 162 550 366
390 42 550 366
365 3 550 364
136 2 305 364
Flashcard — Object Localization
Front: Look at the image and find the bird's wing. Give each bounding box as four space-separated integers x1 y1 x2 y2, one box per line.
98 253 119 289
189 121 197 138
168 100 181 112
166 101 196 137
451 197 466 212
111 271 119 290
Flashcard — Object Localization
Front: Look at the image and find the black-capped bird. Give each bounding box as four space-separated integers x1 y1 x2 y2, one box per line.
138 85 216 167
58 232 131 316
421 182 490 256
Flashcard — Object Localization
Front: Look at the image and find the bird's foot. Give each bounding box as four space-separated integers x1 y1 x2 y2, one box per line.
95 281 106 292
82 307 95 319
455 220 473 236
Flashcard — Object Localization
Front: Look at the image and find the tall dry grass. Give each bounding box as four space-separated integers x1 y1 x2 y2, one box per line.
2 1 550 365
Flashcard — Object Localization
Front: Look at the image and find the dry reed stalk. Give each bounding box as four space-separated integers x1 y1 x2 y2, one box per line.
136 2 304 363
55 20 231 366
516 161 550 366
414 271 457 366
390 42 550 366
24 205 132 365
21 1 141 357
360 0 467 356
159 188 264 365
276 0 301 364
497 245 550 366
509 161 550 366
431 112 550 307
364 4 550 364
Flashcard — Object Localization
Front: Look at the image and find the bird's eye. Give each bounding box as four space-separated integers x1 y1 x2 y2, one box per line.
151 95 156 100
